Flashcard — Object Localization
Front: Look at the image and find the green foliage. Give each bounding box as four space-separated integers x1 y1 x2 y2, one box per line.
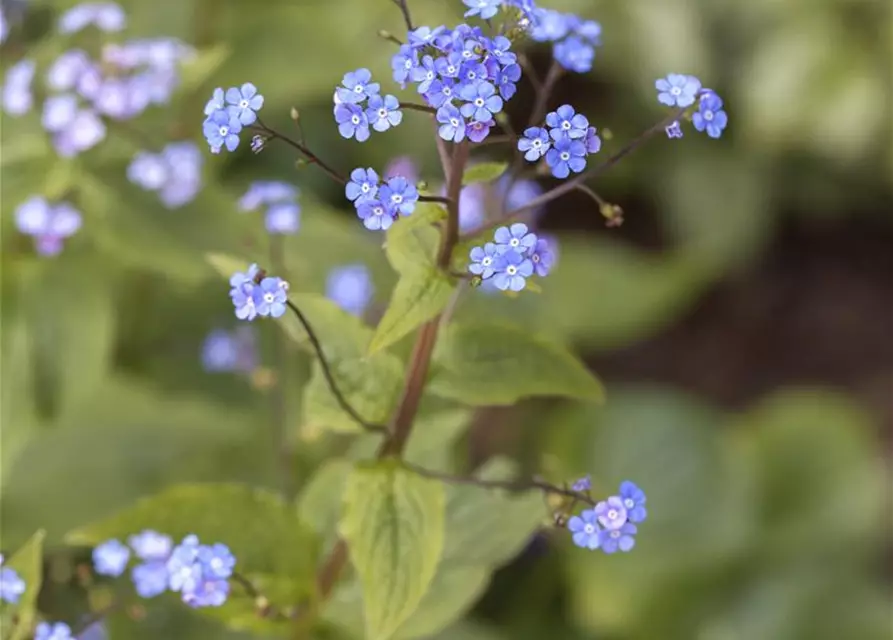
1 530 45 640
339 462 446 640
428 322 605 405
369 204 455 354
67 484 318 635
462 162 509 186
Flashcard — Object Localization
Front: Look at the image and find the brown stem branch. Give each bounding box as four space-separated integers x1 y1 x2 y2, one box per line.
436 140 470 268
391 0 414 30
252 119 347 184
399 101 436 114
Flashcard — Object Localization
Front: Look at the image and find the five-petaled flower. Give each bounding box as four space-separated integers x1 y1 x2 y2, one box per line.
655 73 701 108
568 509 601 550
693 91 728 139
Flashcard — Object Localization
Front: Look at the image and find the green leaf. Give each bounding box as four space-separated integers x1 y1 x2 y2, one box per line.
368 268 454 354
384 203 445 274
441 457 545 568
462 162 509 186
2 530 45 640
296 458 353 548
428 322 605 406
67 484 318 635
302 348 404 433
340 462 446 640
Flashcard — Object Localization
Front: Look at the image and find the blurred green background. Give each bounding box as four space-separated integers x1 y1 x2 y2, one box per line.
1 0 891 639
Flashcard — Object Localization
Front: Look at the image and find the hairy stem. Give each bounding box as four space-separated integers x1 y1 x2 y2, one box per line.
284 300 385 433
436 140 470 268
253 120 347 184
403 462 597 506
270 236 296 498
470 106 688 237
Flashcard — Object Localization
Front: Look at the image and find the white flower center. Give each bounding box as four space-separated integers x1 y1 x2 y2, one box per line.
561 121 571 130
447 64 456 74
391 194 403 204
481 256 492 266
704 111 714 121
264 293 275 303
354 84 364 93
361 184 370 192
378 108 387 118
509 238 520 247
218 125 229 136
532 254 540 262
608 509 618 520
450 118 460 127
532 139 541 148
239 99 249 108
404 59 412 69
467 71 477 80
505 265 518 275
474 97 485 107
443 87 452 96
560 151 570 161
373 206 384 216
583 524 595 534
610 530 621 539
670 86 681 95
426 71 434 80
624 498 634 509
351 115 361 125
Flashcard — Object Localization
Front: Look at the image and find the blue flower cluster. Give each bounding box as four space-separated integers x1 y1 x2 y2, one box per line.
238 180 301 234
383 23 521 144
518 104 601 178
201 326 258 374
2 2 193 157
92 530 236 607
229 264 289 321
345 167 419 231
127 142 203 209
202 83 265 153
528 7 602 73
326 264 375 316
655 74 728 139
14 196 82 257
333 69 403 141
567 480 647 553
0 554 25 604
468 222 554 292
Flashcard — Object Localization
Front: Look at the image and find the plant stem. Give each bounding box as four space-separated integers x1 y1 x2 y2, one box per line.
436 140 470 268
253 120 347 184
391 0 414 30
284 300 385 433
269 236 296 499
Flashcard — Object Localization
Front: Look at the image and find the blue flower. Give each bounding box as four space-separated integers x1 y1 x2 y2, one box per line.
529 237 555 277
468 242 499 279
346 167 380 202
546 104 589 140
518 126 550 161
230 267 259 321
595 496 628 530
496 62 521 99
492 250 534 291
15 197 82 257
486 35 517 66
254 277 288 318
425 78 456 108
411 55 438 94
335 103 370 142
129 530 173 560
366 94 403 132
379 176 418 216
225 82 264 125
391 44 418 87
183 576 230 608
434 52 463 79
197 543 235 580
408 26 445 48
571 475 591 492
467 118 495 143
599 522 637 554
0 556 25 604
356 199 396 231
437 104 466 143
132 561 170 598
619 480 647 523
545 137 587 178
584 126 601 154
93 539 130 577
693 92 727 139
655 73 701 108
201 327 257 373
463 0 501 20
203 109 242 153
665 120 683 139
203 87 224 115
494 223 537 254
34 622 73 640
567 509 601 550
336 68 380 104
167 535 202 593
239 181 297 211
554 36 594 73
265 202 300 234
458 81 502 122
2 58 36 116
326 264 374 316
